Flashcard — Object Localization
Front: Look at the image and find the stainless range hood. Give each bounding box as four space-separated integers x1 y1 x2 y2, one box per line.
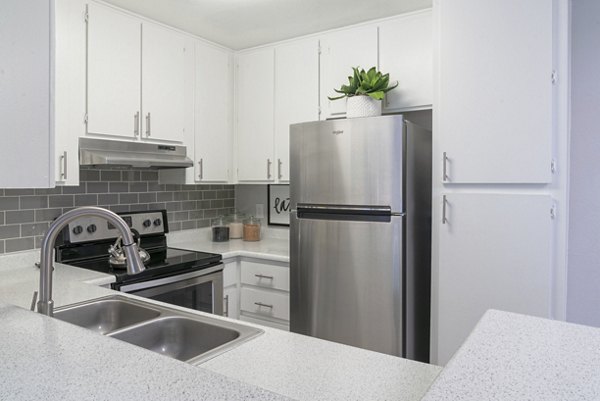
79 138 193 169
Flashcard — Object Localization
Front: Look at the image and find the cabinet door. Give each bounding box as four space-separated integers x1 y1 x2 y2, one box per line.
0 0 53 188
380 11 433 112
224 286 239 319
319 26 378 119
87 3 141 139
236 48 275 182
274 38 319 182
436 0 553 183
195 42 233 182
141 22 186 143
436 193 553 364
55 0 86 185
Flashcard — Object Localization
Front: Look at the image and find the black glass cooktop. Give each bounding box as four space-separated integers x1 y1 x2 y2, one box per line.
66 247 222 285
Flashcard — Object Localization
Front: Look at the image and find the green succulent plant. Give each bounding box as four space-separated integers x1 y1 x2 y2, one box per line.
328 66 398 101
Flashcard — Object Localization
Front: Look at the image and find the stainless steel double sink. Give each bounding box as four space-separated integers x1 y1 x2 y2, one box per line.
54 295 263 365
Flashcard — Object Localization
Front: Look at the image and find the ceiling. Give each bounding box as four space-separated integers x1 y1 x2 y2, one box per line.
102 0 432 50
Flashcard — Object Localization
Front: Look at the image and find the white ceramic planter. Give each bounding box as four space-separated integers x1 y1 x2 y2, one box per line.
346 96 382 118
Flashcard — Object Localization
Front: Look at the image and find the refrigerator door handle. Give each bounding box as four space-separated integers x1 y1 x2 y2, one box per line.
296 204 395 222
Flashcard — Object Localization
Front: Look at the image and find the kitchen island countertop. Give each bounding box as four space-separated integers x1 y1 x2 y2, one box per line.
0 246 441 401
422 310 600 401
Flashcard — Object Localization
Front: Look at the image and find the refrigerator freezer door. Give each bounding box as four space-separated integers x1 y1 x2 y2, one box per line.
290 116 404 213
290 212 404 356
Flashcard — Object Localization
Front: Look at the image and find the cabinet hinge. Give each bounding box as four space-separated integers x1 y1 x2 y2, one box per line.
318 43 322 55
551 70 558 84
550 204 557 220
83 113 88 125
551 159 557 174
84 10 89 23
318 106 322 115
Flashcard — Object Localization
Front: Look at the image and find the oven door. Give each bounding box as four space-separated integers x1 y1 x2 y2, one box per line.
119 265 224 315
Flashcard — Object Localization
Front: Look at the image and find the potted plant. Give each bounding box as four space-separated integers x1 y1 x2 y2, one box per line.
328 66 398 118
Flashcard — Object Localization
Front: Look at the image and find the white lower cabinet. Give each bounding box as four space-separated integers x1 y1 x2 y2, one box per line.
240 287 290 322
222 258 290 330
223 286 239 320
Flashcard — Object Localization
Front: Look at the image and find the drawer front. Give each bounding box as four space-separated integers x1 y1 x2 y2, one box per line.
240 315 289 331
241 287 290 321
241 260 289 291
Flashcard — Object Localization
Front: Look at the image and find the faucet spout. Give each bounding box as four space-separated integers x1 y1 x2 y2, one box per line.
37 207 146 316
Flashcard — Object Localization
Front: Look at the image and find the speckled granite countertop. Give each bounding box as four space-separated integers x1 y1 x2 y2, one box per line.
167 228 289 263
421 310 600 401
0 247 441 401
0 302 290 401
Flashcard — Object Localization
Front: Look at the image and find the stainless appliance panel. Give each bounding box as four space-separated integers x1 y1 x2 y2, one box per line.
290 115 404 212
122 267 224 315
290 212 403 356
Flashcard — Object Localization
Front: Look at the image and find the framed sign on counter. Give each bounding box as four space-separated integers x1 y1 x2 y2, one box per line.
268 184 290 226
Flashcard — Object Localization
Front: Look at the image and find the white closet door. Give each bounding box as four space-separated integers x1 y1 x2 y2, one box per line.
436 193 553 364
437 0 553 183
141 22 186 143
87 3 141 139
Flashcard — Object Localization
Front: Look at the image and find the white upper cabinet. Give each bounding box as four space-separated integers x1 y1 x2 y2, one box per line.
87 2 141 139
436 0 554 184
274 38 320 182
141 22 186 143
0 0 53 188
436 193 553 364
236 48 275 182
54 0 86 186
195 42 233 182
380 11 433 112
319 26 378 119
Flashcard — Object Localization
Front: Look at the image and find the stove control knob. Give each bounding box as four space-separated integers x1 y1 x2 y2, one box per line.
153 218 162 227
86 224 97 234
143 219 152 228
72 225 83 235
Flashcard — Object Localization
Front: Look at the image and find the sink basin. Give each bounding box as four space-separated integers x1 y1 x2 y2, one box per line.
54 298 161 334
54 295 263 364
109 316 241 363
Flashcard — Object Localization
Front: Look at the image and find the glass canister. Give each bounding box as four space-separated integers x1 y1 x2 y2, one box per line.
242 216 261 242
227 211 245 239
211 216 230 242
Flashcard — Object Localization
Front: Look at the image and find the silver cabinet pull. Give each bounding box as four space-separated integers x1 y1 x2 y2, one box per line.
134 111 139 137
198 159 203 180
267 158 272 179
59 151 68 180
277 158 282 180
223 294 229 317
254 302 273 309
443 152 449 181
442 195 448 224
255 274 274 280
145 112 151 137
30 291 38 312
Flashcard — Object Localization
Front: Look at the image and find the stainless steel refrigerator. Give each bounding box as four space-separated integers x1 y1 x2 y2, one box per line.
290 115 431 362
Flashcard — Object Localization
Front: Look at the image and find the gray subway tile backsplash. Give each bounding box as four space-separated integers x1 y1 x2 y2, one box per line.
6 237 35 253
0 168 234 255
0 225 20 240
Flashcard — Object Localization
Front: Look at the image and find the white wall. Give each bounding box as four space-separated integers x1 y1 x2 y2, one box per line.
567 0 600 327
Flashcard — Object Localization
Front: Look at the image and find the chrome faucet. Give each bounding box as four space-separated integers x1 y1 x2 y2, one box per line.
36 207 146 316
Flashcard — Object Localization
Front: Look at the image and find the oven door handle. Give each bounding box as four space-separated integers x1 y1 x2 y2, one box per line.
119 264 223 293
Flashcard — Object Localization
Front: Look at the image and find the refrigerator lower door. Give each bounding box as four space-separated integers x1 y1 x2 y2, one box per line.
290 211 404 357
